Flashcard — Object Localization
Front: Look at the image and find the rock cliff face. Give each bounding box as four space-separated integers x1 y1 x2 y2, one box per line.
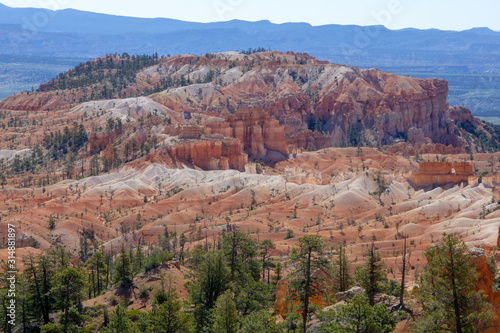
312 69 456 147
205 111 288 158
164 125 202 139
419 162 452 175
151 139 248 171
286 129 330 151
409 162 473 188
450 106 482 126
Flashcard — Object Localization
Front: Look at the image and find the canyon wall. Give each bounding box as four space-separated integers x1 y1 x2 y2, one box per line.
311 69 460 147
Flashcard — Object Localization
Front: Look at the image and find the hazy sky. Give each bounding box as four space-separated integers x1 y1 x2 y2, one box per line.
1 0 499 31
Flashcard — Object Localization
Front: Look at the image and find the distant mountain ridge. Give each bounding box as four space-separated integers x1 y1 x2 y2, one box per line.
1 3 500 116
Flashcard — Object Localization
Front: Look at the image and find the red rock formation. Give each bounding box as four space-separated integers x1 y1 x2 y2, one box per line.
312 69 459 147
164 126 202 139
0 91 72 111
2 51 492 156
101 144 113 164
470 250 500 333
497 226 500 248
407 127 432 145
409 162 473 187
419 162 452 175
454 162 474 176
275 269 334 317
384 143 463 156
205 111 288 158
286 129 330 151
450 106 482 127
153 139 248 171
89 132 110 154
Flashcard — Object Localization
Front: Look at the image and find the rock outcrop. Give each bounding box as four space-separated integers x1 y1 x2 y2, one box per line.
450 106 482 127
409 162 473 188
384 142 463 156
334 286 364 302
0 91 72 111
497 227 500 248
205 111 288 159
469 248 500 333
164 125 202 139
89 132 110 154
151 139 248 171
314 69 457 147
286 129 330 151
284 166 323 185
481 174 500 188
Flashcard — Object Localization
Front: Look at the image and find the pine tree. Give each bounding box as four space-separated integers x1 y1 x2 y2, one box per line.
134 244 144 276
333 242 352 292
355 243 386 306
107 304 132 333
289 235 331 333
50 266 87 332
187 250 230 332
86 251 107 297
234 280 274 318
271 262 283 285
0 261 14 331
24 252 54 325
0 172 6 189
414 234 493 332
212 290 239 333
149 297 192 333
148 276 192 333
239 309 282 333
258 239 275 282
222 229 257 283
179 233 187 263
321 294 394 333
142 273 192 333
114 245 133 287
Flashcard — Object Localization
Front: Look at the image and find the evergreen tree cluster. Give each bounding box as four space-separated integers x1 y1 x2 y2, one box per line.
35 52 232 101
38 53 160 95
42 123 88 160
8 123 88 176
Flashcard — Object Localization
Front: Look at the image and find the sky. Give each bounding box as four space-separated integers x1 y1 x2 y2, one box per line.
1 0 499 31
